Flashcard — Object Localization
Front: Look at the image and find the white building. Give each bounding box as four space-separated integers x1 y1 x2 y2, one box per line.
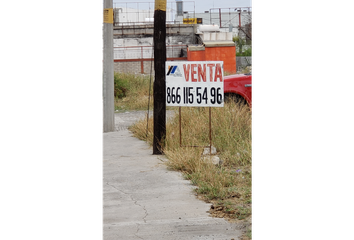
113 7 175 25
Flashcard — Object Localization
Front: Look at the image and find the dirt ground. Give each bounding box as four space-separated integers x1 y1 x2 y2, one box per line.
195 194 252 239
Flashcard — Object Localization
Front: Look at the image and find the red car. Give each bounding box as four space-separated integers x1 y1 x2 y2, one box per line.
224 73 252 107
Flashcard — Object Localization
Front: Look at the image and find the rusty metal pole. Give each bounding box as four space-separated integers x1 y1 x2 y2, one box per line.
219 8 222 27
239 11 241 28
179 107 182 147
209 107 212 154
141 46 144 73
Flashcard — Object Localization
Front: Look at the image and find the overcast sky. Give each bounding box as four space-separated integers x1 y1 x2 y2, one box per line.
113 0 252 13
191 0 251 12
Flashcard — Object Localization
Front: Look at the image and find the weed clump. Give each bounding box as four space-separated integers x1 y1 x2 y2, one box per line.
114 72 152 111
114 73 129 99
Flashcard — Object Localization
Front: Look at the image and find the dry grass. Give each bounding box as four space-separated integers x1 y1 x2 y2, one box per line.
119 71 253 238
114 72 153 111
130 101 252 225
224 71 234 76
239 66 252 74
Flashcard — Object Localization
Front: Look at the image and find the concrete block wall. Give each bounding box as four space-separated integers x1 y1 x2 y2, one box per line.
114 57 252 75
114 60 189 75
114 58 252 75
114 60 155 75
143 61 155 75
114 61 141 74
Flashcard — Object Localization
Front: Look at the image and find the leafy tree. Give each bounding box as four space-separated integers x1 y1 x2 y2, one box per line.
233 36 244 55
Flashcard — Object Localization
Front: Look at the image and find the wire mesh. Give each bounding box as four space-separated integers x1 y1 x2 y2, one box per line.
112 1 196 25
113 45 187 60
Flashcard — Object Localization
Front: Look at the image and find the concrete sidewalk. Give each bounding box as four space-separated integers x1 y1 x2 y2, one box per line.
103 112 242 240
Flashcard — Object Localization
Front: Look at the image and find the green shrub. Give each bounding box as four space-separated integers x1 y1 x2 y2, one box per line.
236 47 252 56
114 73 129 99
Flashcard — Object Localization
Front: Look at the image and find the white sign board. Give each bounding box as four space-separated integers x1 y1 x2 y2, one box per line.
166 61 224 107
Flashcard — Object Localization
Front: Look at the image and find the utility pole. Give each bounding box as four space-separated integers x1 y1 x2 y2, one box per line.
103 0 115 132
153 0 166 154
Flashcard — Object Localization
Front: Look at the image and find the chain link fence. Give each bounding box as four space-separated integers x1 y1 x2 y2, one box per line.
236 57 252 72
